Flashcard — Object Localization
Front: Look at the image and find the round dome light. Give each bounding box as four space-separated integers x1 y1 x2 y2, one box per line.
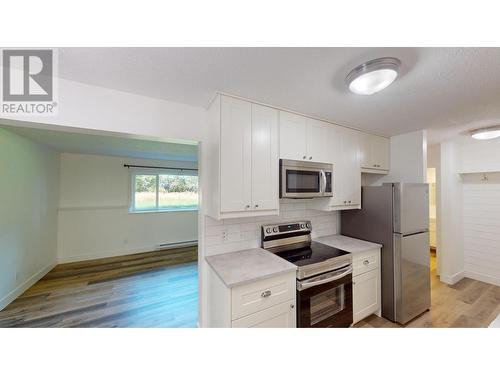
471 126 500 140
346 57 401 95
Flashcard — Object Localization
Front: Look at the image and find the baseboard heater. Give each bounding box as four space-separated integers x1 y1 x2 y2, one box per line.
156 240 198 250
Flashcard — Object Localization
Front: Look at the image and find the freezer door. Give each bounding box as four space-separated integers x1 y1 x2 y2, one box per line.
394 232 431 324
392 183 429 235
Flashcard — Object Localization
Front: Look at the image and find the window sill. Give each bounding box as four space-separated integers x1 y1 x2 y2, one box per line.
129 208 199 214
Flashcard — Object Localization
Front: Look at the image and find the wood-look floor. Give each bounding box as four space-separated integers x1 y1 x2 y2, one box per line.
354 253 500 328
0 247 198 328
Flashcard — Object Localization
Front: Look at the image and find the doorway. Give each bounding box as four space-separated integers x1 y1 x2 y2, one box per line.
0 123 200 327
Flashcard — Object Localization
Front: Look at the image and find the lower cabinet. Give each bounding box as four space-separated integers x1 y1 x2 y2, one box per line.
352 248 381 324
232 301 296 328
207 269 296 328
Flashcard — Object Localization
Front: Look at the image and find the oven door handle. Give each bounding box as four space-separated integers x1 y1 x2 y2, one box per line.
297 266 352 291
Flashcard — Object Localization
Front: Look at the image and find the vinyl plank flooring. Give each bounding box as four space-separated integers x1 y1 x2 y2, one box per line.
355 253 500 328
0 247 198 328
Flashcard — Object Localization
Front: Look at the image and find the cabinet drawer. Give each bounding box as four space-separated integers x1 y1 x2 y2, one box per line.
232 299 296 328
353 249 380 277
231 273 295 320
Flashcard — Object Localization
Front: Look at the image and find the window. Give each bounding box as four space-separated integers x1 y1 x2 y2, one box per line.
131 171 198 212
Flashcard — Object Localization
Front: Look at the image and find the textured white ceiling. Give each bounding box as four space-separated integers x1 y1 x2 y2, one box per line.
58 47 500 143
1 125 198 162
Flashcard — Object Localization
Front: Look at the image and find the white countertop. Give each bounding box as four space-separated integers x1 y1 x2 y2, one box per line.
315 235 381 254
205 248 297 287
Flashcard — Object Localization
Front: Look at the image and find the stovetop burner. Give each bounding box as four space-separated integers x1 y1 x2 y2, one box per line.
262 221 352 280
271 241 350 267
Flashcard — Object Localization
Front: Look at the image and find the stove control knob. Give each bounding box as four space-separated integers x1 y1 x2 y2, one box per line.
306 222 311 229
273 227 278 233
265 228 272 234
300 224 305 229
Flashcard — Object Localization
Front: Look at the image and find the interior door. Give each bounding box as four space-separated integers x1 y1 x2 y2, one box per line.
220 96 252 212
394 232 431 324
251 104 279 211
279 111 307 161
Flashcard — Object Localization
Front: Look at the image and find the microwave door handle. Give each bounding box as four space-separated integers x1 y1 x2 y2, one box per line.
320 170 327 194
297 267 352 291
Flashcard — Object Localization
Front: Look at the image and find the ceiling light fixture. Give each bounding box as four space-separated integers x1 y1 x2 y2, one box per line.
470 126 500 140
346 57 401 95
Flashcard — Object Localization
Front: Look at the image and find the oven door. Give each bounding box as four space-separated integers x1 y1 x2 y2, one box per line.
297 265 353 328
281 160 330 198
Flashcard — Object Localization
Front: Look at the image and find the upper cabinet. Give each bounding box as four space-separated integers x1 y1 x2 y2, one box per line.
207 95 279 219
308 126 361 211
359 133 390 173
279 112 329 163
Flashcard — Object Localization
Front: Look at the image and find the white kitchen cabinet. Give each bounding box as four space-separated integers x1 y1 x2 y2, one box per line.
220 96 252 213
232 301 296 328
279 111 329 163
279 111 307 161
251 104 279 211
307 127 361 211
207 266 296 328
352 249 381 324
359 133 390 173
306 118 330 163
207 94 279 219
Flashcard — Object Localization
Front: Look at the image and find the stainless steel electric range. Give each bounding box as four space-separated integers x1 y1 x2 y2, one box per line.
262 221 353 328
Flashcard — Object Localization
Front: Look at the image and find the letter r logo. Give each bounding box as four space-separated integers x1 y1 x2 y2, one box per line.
2 49 53 102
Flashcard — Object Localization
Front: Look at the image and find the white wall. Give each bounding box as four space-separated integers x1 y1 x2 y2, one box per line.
0 128 59 310
456 136 500 286
439 141 464 284
57 153 198 263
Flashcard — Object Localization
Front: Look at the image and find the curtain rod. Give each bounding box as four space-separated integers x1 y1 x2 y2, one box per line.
123 164 198 171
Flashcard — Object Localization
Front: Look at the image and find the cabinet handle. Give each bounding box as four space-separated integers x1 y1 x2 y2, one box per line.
344 200 347 204
353 281 356 285
309 156 312 160
348 200 352 203
363 260 369 265
290 303 295 309
254 204 259 208
261 290 272 298
373 164 377 167
303 155 307 159
245 205 250 209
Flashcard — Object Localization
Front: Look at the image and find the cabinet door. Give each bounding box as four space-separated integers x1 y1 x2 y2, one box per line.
371 135 390 170
358 133 372 169
279 111 307 161
231 300 296 328
342 130 361 205
251 104 279 211
306 118 330 163
328 126 344 206
330 128 360 207
220 96 252 213
353 269 380 324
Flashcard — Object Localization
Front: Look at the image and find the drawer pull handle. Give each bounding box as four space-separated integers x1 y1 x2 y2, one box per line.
261 290 272 298
363 260 370 265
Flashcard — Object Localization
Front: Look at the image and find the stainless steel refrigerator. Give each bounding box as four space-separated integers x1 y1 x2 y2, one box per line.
341 183 430 324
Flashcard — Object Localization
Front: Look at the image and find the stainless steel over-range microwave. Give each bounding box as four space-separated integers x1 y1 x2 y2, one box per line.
280 159 333 199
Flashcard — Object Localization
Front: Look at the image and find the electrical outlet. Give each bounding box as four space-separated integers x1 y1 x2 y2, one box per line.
222 231 228 242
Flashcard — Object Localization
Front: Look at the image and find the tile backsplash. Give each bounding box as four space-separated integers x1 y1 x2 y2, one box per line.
204 201 339 256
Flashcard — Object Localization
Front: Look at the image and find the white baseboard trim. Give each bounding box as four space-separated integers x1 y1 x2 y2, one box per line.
465 270 500 287
440 270 465 285
57 240 198 264
0 261 56 311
